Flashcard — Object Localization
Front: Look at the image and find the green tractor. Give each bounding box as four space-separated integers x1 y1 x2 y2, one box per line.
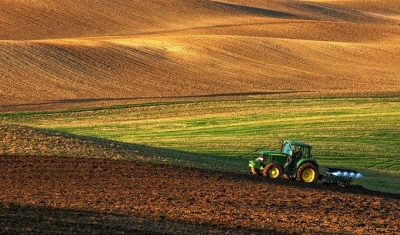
249 140 363 184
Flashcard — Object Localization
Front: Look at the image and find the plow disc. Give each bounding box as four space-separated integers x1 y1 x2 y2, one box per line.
323 167 363 185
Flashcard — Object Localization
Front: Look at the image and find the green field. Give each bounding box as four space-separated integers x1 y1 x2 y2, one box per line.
2 97 400 193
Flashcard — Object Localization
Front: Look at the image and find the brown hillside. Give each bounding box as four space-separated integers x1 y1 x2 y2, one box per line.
1 0 400 112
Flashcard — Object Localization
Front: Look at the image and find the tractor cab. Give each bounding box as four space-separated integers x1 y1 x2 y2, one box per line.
280 140 312 159
280 140 316 179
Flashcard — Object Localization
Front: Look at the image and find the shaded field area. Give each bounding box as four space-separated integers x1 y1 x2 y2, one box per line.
1 154 399 235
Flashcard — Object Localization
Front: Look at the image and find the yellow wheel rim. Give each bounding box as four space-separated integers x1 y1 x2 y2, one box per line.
302 168 316 182
269 167 280 178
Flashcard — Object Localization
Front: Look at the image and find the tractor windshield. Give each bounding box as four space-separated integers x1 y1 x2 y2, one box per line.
292 145 311 158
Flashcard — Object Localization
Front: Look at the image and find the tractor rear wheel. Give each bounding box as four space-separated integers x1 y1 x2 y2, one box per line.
262 163 283 179
296 162 319 183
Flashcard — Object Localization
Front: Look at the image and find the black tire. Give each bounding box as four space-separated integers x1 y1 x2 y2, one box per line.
262 162 283 179
296 162 319 183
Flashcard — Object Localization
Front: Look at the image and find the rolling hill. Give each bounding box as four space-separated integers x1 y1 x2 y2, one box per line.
1 0 400 112
1 2 400 233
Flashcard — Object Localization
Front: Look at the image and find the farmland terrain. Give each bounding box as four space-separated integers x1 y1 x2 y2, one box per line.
1 152 400 234
1 0 400 112
1 120 399 234
1 0 400 234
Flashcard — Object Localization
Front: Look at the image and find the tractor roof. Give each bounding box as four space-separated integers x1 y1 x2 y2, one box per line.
260 150 284 155
285 140 312 148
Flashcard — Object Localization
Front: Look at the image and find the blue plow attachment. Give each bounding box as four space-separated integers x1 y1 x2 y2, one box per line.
324 167 363 184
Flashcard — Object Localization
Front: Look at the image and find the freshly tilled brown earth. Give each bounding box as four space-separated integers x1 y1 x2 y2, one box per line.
1 154 399 235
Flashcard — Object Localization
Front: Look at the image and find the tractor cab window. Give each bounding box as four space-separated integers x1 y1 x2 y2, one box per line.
292 146 311 158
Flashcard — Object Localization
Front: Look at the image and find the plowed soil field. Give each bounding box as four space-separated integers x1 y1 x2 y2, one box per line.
1 155 399 235
2 0 400 112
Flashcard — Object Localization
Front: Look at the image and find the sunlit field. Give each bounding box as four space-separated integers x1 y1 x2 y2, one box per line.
2 0 400 113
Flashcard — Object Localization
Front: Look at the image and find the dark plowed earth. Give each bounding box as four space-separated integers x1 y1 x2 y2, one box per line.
1 155 399 234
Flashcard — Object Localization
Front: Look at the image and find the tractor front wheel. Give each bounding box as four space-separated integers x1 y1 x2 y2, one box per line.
263 163 283 179
296 162 319 183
